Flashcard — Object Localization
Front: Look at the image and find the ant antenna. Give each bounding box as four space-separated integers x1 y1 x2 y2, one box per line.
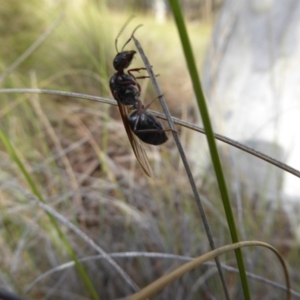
121 24 143 52
115 15 135 53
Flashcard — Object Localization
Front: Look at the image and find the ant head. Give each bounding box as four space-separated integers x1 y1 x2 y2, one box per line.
113 50 136 71
114 17 143 71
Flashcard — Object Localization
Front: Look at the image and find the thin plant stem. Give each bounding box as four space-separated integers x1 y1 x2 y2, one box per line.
28 252 300 298
1 88 299 179
132 33 231 300
168 0 250 298
0 13 64 83
2 181 140 294
0 131 100 300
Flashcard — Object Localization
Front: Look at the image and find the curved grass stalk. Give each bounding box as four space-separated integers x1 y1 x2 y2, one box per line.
28 251 299 298
1 181 140 294
127 241 290 300
168 0 250 298
132 34 230 299
0 129 100 300
1 88 299 179
0 13 64 83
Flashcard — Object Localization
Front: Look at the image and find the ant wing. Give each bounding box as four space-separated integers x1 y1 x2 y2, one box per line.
117 102 153 177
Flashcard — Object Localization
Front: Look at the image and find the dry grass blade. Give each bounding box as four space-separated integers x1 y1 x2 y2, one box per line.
1 88 299 179
1 182 140 294
0 13 64 83
126 241 291 300
29 252 300 298
132 32 230 300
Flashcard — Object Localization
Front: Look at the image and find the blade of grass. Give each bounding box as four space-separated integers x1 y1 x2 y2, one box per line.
0 13 64 83
0 129 100 300
168 0 251 299
29 251 298 298
128 241 290 300
133 36 230 299
1 89 300 180
2 181 140 295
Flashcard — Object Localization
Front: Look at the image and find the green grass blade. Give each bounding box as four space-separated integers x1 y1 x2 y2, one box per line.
0 128 100 300
168 1 251 299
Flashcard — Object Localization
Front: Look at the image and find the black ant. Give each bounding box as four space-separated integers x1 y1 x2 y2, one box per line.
110 19 169 176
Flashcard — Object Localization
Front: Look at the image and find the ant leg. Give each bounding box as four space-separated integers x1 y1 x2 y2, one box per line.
142 94 164 111
128 67 159 79
132 95 163 129
135 74 160 80
133 97 162 130
128 67 147 72
133 128 177 134
132 99 144 130
114 72 141 91
127 67 147 77
114 79 141 93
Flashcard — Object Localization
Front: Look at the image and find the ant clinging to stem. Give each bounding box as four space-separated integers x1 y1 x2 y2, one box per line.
109 17 169 176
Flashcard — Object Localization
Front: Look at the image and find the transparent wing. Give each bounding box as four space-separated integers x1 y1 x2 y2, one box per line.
117 103 153 177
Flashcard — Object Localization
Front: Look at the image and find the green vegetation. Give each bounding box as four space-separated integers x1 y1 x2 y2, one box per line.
0 0 298 299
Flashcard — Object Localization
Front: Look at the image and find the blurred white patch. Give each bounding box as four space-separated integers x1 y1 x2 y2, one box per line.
251 0 273 14
153 0 167 24
201 0 300 239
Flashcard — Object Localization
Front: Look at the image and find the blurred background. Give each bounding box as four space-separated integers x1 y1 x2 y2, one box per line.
0 0 299 299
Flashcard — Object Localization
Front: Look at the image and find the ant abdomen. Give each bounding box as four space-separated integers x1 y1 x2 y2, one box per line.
128 110 168 146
